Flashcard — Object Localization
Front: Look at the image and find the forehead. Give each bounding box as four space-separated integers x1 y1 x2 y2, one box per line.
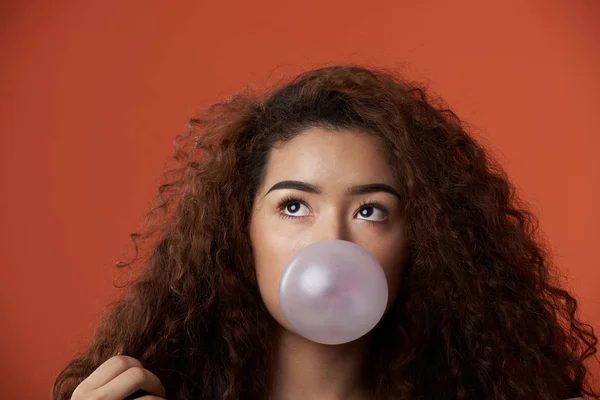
262 127 395 186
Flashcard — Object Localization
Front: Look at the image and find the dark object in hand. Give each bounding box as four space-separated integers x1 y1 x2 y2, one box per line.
123 389 151 399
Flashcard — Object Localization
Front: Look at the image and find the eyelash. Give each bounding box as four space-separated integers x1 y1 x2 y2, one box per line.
276 195 389 225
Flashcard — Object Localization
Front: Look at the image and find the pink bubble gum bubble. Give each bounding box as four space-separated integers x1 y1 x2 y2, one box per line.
279 240 388 345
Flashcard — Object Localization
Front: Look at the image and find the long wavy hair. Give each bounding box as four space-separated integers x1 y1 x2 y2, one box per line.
52 65 599 400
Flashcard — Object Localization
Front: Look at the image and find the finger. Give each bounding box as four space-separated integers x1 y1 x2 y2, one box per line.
79 355 143 390
136 397 166 400
94 365 167 400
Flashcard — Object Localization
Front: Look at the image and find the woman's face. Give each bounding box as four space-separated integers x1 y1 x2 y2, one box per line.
249 127 410 333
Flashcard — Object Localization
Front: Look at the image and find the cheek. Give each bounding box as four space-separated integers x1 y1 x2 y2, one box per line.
367 234 410 312
250 217 300 330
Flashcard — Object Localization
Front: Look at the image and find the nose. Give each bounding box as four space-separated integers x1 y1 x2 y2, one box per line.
313 210 350 243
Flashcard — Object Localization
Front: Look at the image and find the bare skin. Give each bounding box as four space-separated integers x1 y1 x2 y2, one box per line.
69 127 590 399
70 354 166 400
70 128 409 400
249 127 410 400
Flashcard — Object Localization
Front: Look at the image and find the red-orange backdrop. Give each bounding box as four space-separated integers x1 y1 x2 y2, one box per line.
1 1 599 398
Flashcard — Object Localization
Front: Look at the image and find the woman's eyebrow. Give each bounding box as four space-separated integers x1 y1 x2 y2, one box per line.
263 180 401 200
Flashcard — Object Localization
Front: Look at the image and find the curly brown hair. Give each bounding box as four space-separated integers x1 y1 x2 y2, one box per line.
52 65 599 400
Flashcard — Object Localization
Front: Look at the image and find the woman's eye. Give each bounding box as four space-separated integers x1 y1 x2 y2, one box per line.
356 206 387 222
279 200 387 222
283 202 310 217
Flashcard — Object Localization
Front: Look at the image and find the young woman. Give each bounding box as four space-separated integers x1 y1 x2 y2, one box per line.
53 65 598 400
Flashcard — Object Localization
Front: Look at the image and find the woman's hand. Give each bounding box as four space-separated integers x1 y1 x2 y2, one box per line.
70 354 167 400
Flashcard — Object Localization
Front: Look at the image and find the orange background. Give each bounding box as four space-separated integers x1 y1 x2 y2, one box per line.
1 1 599 398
